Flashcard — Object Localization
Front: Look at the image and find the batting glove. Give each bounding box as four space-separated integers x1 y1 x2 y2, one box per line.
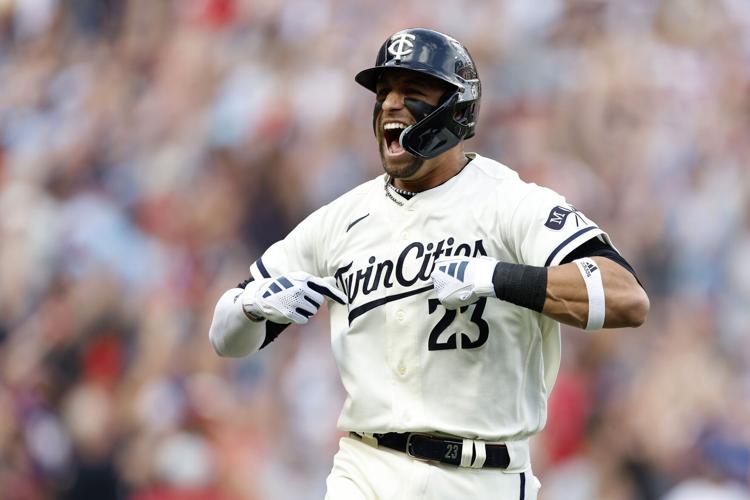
430 256 498 309
241 272 347 324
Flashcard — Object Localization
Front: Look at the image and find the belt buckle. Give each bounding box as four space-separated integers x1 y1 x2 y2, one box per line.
405 433 431 462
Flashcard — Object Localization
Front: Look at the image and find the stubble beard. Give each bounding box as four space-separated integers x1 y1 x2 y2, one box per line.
378 136 424 179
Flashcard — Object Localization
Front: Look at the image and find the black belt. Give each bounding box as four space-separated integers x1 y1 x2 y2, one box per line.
349 432 510 469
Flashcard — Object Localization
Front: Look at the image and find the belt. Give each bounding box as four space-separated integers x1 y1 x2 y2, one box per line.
349 432 510 469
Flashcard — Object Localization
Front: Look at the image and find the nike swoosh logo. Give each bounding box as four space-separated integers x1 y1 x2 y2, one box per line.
346 213 370 233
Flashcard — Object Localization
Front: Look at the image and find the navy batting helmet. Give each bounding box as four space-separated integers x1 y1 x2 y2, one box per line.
355 28 481 159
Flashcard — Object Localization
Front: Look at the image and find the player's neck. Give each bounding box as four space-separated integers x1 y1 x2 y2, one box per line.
393 149 469 193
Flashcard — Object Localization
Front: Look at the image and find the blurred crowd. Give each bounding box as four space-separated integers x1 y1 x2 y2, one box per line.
0 0 748 499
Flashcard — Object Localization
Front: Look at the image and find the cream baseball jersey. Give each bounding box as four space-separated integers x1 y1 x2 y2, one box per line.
250 153 611 442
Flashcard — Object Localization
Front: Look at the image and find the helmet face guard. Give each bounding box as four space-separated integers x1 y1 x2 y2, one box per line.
355 28 481 159
401 93 472 159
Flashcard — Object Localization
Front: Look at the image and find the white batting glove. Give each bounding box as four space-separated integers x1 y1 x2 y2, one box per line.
241 272 347 324
430 257 498 309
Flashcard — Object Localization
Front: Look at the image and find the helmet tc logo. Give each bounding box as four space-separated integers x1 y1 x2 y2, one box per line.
388 33 416 60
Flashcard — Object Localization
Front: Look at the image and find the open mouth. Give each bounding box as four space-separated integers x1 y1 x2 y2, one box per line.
383 121 409 156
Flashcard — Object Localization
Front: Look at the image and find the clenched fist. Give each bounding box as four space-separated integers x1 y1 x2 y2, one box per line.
242 272 347 324
430 256 498 309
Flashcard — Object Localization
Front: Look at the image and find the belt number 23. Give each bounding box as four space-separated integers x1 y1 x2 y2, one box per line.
427 298 489 351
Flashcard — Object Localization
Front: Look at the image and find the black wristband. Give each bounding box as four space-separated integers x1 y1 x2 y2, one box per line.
492 262 548 313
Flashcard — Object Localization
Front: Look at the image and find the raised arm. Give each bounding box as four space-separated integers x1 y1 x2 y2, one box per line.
430 249 649 330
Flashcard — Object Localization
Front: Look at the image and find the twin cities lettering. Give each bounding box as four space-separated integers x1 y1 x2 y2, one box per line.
335 237 487 307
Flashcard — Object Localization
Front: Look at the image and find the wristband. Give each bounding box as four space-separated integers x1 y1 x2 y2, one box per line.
574 258 605 330
492 262 548 313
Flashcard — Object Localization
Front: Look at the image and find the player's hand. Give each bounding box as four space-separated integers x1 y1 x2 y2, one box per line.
430 256 498 309
241 272 347 324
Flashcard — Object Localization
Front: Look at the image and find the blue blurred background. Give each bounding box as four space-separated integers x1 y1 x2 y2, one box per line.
0 0 748 499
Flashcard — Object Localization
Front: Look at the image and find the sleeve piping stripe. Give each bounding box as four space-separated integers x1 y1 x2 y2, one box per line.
255 258 271 278
544 226 598 267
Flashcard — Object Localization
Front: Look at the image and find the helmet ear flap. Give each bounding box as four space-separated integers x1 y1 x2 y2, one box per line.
400 93 464 159
452 100 479 139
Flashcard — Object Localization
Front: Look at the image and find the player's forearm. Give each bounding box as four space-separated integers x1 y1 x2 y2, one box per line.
209 288 267 357
432 255 649 330
543 257 649 329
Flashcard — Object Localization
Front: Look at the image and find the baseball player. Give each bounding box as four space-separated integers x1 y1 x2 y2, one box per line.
209 28 649 500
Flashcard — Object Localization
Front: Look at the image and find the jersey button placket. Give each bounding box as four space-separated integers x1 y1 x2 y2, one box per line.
394 308 407 378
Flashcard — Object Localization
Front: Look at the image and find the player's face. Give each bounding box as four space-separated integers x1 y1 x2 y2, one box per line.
374 70 450 179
